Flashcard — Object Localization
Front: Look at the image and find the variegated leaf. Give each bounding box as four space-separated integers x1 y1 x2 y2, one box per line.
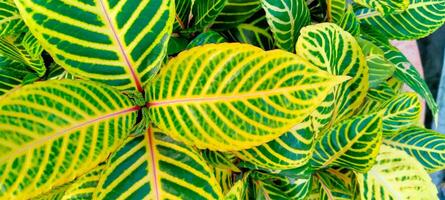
0 32 45 76
14 0 175 91
147 43 346 151
357 145 438 200
0 80 138 199
212 0 262 30
356 0 445 40
357 38 395 88
214 167 235 195
235 121 314 170
380 93 421 135
191 0 227 30
61 165 104 200
0 57 32 97
354 0 409 14
308 171 354 200
173 0 192 31
201 150 240 171
223 11 274 50
261 0 311 52
296 23 368 130
0 0 27 36
385 126 445 173
224 173 250 200
325 0 346 22
94 128 223 199
338 5 360 36
186 31 227 49
311 112 383 172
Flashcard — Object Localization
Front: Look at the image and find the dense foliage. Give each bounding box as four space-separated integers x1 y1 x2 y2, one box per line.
0 0 445 199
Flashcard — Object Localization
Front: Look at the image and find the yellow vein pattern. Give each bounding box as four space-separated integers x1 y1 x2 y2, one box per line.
0 0 26 36
356 0 445 40
235 121 314 170
191 0 227 30
379 93 421 136
0 57 30 97
357 145 438 200
311 112 383 172
214 167 235 195
0 80 138 199
354 0 409 14
297 23 368 131
224 173 249 199
261 0 310 52
385 126 445 173
14 0 175 91
212 0 261 30
61 165 104 200
326 0 346 22
94 128 223 200
252 172 312 200
147 43 347 151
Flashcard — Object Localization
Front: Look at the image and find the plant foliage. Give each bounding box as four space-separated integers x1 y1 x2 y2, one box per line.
0 0 445 199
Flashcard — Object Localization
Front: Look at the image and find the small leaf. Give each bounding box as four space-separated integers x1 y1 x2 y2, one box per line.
325 0 346 22
212 0 262 30
224 173 250 200
261 0 311 52
357 145 438 200
380 93 421 135
148 43 347 151
311 112 383 172
201 150 240 171
0 80 138 199
385 126 445 173
94 128 223 199
186 31 227 49
191 0 228 30
356 0 445 40
354 0 409 14
338 5 360 36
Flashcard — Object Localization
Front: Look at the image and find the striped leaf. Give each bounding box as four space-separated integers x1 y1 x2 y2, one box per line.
0 79 138 199
251 172 312 200
0 0 27 36
45 63 76 81
357 38 395 88
0 57 32 97
356 0 445 40
214 167 236 195
94 128 223 200
367 82 397 102
186 31 227 49
223 11 274 50
191 0 227 30
14 0 175 91
380 93 421 135
325 0 346 22
147 43 346 151
338 5 360 36
354 0 409 14
173 0 192 31
212 0 262 30
357 145 438 200
201 150 240 171
61 165 104 200
235 121 314 170
308 172 354 200
0 32 45 76
296 23 368 129
224 173 250 200
261 0 311 52
311 112 383 172
385 126 445 173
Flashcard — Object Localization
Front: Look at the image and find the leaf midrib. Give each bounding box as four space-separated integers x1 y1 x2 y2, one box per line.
0 106 140 164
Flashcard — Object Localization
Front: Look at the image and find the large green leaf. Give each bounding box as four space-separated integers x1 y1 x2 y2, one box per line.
223 11 274 50
212 0 262 30
296 23 368 131
380 93 421 135
385 126 445 173
0 0 26 36
356 0 445 40
235 120 313 170
147 43 346 151
357 145 438 200
261 0 311 52
94 128 223 199
354 0 409 14
0 79 138 199
311 112 383 172
0 32 45 76
191 0 227 30
14 0 175 91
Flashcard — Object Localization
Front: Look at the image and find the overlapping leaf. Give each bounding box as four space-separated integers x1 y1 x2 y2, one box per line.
311 112 383 172
173 0 192 31
308 171 354 200
224 173 250 200
212 0 261 30
261 0 311 52
214 167 236 195
235 121 313 170
325 0 346 22
94 128 223 199
14 0 175 91
380 93 421 135
355 0 409 14
191 0 227 30
201 150 240 171
296 23 368 130
0 57 32 97
0 80 138 199
356 0 445 40
0 0 26 36
147 43 346 151
61 165 104 200
186 31 227 49
338 5 360 36
357 145 438 200
385 126 445 173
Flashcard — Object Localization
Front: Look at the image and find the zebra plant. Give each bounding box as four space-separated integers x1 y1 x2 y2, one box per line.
1 0 445 199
